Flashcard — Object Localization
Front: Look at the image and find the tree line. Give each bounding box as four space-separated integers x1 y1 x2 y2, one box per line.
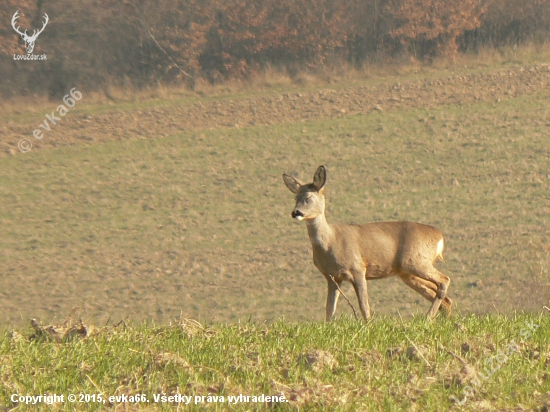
1 0 549 98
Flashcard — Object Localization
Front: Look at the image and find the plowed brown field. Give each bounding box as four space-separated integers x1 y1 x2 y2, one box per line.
0 62 549 326
2 64 549 155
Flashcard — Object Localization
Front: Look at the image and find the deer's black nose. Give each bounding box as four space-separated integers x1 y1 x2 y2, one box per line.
291 210 304 218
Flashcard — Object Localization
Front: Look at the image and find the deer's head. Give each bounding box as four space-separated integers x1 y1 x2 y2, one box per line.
283 165 327 221
12 11 49 54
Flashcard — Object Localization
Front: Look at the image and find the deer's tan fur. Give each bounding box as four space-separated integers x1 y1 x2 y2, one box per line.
283 165 452 321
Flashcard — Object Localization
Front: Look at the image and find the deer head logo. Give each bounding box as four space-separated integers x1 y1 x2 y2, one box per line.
11 10 49 54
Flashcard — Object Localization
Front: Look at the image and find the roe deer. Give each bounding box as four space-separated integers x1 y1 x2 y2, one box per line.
283 165 452 321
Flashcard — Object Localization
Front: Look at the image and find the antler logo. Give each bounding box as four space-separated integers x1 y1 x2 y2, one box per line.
12 10 49 54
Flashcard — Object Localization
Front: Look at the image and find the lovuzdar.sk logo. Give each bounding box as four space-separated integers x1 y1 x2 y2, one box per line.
12 10 48 60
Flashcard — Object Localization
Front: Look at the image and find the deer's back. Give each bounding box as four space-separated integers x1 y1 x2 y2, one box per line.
325 221 443 277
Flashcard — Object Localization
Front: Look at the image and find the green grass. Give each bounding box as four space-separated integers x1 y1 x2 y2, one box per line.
1 314 549 411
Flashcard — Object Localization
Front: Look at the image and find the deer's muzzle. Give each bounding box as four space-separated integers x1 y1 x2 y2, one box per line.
291 210 304 219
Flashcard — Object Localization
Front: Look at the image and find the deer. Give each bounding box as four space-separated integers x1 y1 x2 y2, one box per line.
12 10 49 54
283 165 452 321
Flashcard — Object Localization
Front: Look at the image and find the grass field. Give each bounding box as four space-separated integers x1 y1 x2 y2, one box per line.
0 54 549 410
1 314 549 411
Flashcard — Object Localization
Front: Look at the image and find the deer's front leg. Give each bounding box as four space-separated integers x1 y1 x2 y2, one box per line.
351 268 371 320
325 276 341 322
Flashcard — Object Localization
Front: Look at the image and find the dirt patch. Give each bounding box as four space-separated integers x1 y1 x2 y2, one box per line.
298 350 338 372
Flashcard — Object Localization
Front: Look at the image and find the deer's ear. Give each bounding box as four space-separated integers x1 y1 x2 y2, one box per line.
312 166 326 191
283 174 304 194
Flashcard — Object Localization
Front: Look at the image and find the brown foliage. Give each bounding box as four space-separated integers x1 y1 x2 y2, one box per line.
200 0 351 81
473 0 550 46
1 0 550 96
387 0 488 58
0 0 30 55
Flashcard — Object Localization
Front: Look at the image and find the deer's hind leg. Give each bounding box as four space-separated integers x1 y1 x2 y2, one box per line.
399 272 453 316
403 264 450 319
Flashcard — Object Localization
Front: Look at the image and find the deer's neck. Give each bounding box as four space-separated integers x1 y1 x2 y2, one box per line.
306 213 333 250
